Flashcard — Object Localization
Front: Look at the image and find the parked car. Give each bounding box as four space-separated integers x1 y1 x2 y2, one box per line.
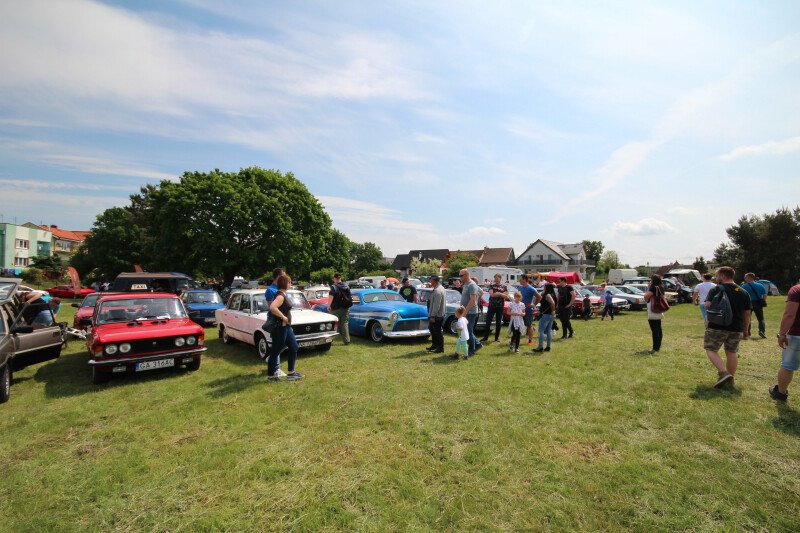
625 284 679 304
1 278 65 403
622 277 651 285
661 278 694 303
181 289 226 326
71 292 122 330
315 289 430 342
612 285 648 310
302 285 330 307
573 288 604 317
46 285 95 299
83 292 206 384
216 289 338 358
110 272 196 294
591 286 646 310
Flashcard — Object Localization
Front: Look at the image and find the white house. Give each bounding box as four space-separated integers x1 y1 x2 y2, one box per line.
515 239 595 280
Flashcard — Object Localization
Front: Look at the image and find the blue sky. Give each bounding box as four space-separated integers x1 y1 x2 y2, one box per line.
1 0 799 266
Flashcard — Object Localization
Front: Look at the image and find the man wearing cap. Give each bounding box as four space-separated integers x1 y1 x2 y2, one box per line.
399 277 418 303
426 275 446 353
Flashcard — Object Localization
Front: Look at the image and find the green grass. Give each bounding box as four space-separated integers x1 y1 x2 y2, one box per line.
1 298 798 531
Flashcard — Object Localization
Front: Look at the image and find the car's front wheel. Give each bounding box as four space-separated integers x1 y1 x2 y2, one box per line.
256 333 270 360
220 325 234 345
368 321 385 343
0 364 10 404
318 343 332 352
185 357 201 371
445 317 457 335
92 367 110 385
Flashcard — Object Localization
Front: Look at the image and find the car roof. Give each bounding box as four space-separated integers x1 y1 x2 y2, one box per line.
185 289 218 293
232 288 301 295
115 272 191 278
98 292 179 301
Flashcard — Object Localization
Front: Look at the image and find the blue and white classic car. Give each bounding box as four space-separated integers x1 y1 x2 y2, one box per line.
316 289 430 342
417 287 490 335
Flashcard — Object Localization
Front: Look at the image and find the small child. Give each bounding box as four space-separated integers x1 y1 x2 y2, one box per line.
453 306 470 359
507 291 525 353
582 295 592 320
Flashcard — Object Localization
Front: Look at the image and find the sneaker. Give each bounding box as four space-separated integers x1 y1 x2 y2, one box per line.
514 348 519 353
267 375 282 383
425 346 436 352
532 347 544 353
769 385 788 401
451 353 460 359
544 347 550 352
759 331 767 339
274 369 287 378
714 372 733 388
462 354 469 360
286 372 304 381
568 333 573 338
475 343 483 352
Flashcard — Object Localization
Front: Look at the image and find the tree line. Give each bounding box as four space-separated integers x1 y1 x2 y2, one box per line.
70 167 390 285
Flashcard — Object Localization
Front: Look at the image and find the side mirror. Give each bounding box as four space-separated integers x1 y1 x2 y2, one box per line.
12 325 34 334
72 303 80 308
79 317 92 326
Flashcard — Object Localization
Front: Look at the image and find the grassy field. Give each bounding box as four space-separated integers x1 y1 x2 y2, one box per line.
1 298 798 531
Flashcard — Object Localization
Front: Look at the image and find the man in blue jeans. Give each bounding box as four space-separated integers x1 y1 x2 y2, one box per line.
459 269 482 356
517 274 541 346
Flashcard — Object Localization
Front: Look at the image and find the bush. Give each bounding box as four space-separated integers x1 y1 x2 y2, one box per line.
21 267 46 285
309 268 336 284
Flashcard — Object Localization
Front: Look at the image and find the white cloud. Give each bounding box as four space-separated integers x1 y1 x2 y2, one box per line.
0 178 134 192
317 196 435 234
611 218 678 236
465 226 506 237
719 136 800 161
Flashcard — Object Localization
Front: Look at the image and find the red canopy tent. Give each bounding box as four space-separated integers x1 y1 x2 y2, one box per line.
545 271 583 285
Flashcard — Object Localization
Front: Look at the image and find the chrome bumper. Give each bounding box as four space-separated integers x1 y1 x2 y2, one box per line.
89 347 207 366
384 329 430 339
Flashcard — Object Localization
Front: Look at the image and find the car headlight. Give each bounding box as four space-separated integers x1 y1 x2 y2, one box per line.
389 312 399 324
119 343 132 354
174 337 186 347
186 336 196 345
105 344 118 355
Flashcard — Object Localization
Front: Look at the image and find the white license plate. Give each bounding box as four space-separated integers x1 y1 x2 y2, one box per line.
299 338 326 348
136 358 174 371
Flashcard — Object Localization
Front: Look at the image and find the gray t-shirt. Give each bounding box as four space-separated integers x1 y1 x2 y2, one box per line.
461 281 481 315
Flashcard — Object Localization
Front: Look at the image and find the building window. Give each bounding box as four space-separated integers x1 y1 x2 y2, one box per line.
15 239 30 249
14 257 30 267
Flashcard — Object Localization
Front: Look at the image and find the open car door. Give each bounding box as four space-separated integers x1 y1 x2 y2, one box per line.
0 279 64 371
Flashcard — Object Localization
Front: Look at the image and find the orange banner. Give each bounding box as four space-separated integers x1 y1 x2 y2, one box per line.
67 267 81 297
134 264 144 272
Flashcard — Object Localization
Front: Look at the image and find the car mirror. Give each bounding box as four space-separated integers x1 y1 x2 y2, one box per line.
71 303 80 308
79 317 93 326
12 325 34 334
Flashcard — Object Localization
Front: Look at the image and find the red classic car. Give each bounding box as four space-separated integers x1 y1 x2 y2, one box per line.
84 293 206 384
71 292 122 330
46 285 95 299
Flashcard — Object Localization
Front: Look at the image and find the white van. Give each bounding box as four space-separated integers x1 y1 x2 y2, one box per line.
358 276 386 287
607 269 638 285
466 266 524 285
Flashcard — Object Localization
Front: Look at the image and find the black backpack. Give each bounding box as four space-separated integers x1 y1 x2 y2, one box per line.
333 283 353 309
707 285 733 327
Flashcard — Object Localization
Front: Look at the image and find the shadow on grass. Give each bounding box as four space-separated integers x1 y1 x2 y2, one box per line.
426 353 459 365
633 350 657 356
205 372 264 398
34 350 187 399
689 383 742 400
772 402 800 437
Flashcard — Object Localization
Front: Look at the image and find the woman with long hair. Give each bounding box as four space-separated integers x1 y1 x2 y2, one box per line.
644 274 665 353
266 274 303 382
533 283 557 353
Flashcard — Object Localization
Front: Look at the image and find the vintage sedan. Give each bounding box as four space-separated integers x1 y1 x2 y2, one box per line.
71 292 122 330
625 284 679 305
181 289 226 326
302 285 330 307
46 285 95 299
216 289 338 359
84 293 206 384
1 278 64 403
592 286 646 310
316 289 430 342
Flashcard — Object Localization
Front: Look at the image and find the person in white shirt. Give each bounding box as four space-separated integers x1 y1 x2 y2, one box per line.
693 273 717 326
453 306 470 360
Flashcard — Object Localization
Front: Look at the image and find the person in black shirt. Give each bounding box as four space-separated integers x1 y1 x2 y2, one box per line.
399 277 418 303
703 266 752 388
481 274 510 342
556 277 576 338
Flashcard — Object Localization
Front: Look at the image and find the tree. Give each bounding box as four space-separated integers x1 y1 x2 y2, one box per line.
445 252 479 278
309 268 336 284
410 257 442 276
692 256 708 274
714 206 800 288
582 240 604 264
350 242 384 277
30 255 63 278
598 250 621 272
311 229 352 279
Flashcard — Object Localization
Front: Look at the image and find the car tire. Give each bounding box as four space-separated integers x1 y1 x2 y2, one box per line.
318 343 332 352
220 326 235 345
92 366 110 385
185 357 201 371
256 333 270 360
0 364 10 404
570 307 577 319
368 321 384 343
445 317 457 335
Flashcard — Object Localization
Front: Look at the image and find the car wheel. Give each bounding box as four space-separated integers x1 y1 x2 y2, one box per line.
368 321 385 343
445 317 457 335
92 366 110 385
318 343 332 352
256 333 270 360
185 357 201 371
0 364 10 404
221 326 234 345
570 307 577 319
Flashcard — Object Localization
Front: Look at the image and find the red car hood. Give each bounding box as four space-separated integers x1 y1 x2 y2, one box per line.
93 318 203 344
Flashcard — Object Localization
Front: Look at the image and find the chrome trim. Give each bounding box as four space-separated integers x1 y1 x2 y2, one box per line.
89 347 206 366
383 329 430 338
266 332 339 344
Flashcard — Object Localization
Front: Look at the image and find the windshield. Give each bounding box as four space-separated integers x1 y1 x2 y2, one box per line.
310 290 328 299
97 297 186 324
0 281 17 301
577 289 594 297
186 292 222 304
361 292 406 303
618 285 644 295
252 292 310 312
80 293 102 308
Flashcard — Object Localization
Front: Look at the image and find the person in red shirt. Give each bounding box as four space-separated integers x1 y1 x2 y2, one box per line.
769 283 800 401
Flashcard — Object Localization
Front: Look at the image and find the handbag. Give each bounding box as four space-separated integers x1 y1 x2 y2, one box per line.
261 316 277 334
651 288 670 313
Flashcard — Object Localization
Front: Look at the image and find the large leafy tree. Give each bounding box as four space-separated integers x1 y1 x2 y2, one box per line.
410 257 442 276
350 242 384 276
311 229 352 278
714 207 800 288
581 240 604 264
445 252 479 278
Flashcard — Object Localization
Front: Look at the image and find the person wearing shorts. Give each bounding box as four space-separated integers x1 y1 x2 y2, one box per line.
703 266 752 388
517 275 540 346
769 283 800 401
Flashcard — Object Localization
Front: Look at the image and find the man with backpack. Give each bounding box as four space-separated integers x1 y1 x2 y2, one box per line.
327 273 352 345
703 266 752 388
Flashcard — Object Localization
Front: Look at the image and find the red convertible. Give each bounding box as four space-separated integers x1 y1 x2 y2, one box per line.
46 285 95 299
83 293 205 384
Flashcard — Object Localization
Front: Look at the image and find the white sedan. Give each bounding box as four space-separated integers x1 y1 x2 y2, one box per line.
216 289 339 359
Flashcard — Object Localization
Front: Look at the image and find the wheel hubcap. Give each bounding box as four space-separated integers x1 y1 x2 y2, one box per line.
258 338 267 358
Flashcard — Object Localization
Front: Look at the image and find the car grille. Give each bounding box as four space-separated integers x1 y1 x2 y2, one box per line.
394 320 424 332
291 322 333 336
128 336 181 354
